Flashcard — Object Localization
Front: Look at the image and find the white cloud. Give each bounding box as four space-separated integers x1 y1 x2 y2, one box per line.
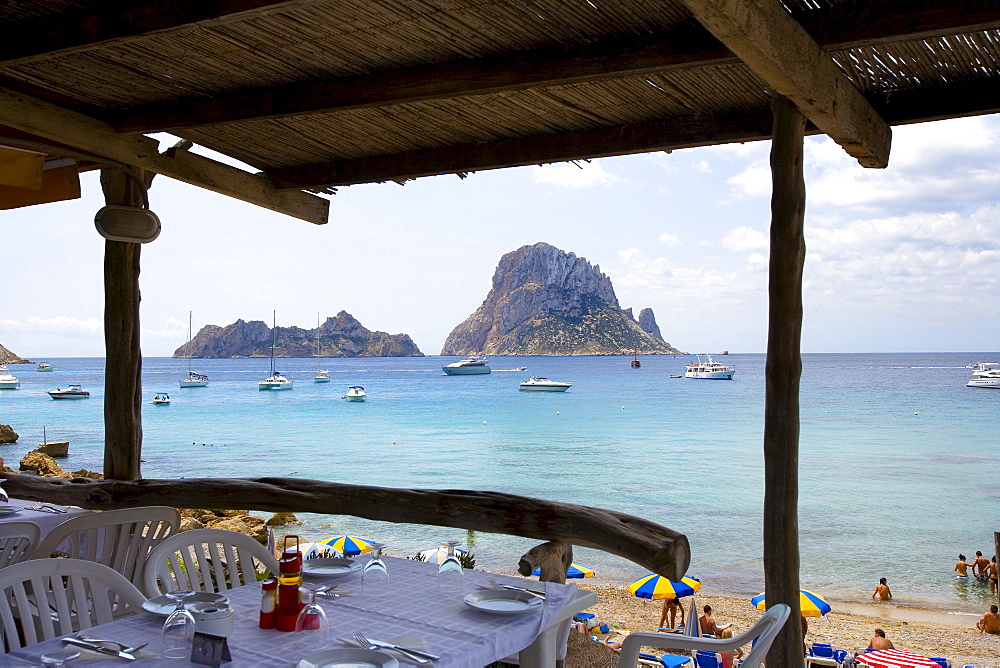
726 161 771 198
722 226 768 252
533 161 622 188
658 232 680 247
0 316 103 336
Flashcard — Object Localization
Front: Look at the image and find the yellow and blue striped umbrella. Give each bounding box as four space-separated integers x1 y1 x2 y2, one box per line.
628 574 702 600
531 563 595 579
418 546 470 564
322 535 376 556
751 590 831 617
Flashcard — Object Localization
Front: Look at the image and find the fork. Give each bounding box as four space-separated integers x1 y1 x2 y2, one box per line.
77 634 148 654
353 633 433 664
488 579 545 599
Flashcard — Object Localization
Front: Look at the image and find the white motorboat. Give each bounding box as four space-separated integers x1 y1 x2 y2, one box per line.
48 384 89 399
342 385 367 401
442 356 491 375
968 375 1000 388
36 362 53 372
0 366 20 389
519 376 571 392
259 311 293 390
179 312 209 388
150 392 171 404
971 362 1000 376
513 366 527 371
685 354 736 380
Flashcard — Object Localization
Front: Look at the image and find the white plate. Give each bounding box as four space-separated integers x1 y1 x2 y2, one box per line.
464 589 544 616
302 558 362 578
142 592 229 616
296 648 398 668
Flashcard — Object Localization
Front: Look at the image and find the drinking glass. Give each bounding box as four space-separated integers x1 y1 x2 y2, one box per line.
436 540 464 592
161 590 196 659
362 543 389 596
294 583 330 652
40 648 79 666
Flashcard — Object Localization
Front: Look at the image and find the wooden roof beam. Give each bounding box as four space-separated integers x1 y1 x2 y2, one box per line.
0 0 304 64
681 0 891 169
265 77 1000 190
0 87 328 224
111 1 1000 135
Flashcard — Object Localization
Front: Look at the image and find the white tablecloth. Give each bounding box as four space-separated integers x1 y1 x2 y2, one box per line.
9 555 597 666
2 497 91 544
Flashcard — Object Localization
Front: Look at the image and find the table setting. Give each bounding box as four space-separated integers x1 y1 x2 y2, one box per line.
8 550 595 667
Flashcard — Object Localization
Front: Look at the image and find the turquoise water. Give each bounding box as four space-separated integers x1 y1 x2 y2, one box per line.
1 353 997 614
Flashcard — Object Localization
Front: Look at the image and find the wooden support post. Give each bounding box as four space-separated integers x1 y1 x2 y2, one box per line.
994 531 1000 605
100 167 150 481
764 95 807 667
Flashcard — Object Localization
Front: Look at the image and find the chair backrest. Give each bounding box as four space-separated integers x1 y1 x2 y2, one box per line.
0 558 146 651
618 603 790 668
142 528 279 597
810 642 834 658
695 650 722 668
32 506 180 588
0 522 41 568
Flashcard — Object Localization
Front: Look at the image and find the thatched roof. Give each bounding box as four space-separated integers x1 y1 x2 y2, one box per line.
1 1 998 220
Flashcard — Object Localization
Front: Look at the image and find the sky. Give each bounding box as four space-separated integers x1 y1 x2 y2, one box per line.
2 114 999 357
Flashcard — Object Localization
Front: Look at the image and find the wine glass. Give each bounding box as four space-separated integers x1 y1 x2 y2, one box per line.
362 543 389 596
161 589 196 659
40 648 79 666
294 583 330 652
437 541 464 592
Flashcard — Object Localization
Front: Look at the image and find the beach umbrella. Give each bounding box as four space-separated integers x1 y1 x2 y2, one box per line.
750 590 831 617
684 597 700 637
322 535 377 556
628 574 702 600
418 545 470 564
531 562 595 579
299 542 336 560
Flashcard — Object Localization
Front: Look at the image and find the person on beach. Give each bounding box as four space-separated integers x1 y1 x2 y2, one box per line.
699 605 721 636
659 598 684 630
719 628 743 668
972 551 990 581
954 554 973 579
868 628 895 650
988 556 998 596
872 577 892 601
977 604 1000 634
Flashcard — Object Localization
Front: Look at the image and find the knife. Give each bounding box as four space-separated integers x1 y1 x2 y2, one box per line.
495 584 546 599
361 637 440 662
62 637 136 660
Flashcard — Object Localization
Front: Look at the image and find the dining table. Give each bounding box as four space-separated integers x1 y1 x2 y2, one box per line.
1 497 91 542
8 555 598 666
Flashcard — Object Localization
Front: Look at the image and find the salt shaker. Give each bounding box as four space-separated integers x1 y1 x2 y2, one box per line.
259 576 277 629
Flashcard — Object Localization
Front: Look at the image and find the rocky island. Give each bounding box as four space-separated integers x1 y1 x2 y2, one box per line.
0 343 30 364
442 243 680 356
173 311 423 358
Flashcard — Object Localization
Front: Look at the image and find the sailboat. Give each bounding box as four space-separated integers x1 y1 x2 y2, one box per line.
313 313 331 383
259 311 293 390
179 312 209 388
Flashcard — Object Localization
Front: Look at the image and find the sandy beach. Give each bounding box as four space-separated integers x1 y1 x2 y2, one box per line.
568 582 1000 666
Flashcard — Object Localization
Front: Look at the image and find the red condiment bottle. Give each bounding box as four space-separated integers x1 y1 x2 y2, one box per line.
276 535 303 632
258 576 277 629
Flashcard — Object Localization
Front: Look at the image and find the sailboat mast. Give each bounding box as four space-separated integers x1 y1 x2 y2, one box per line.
188 311 193 374
270 310 276 376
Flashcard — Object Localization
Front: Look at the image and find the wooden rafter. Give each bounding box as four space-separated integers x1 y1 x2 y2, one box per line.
265 79 1000 190
0 0 303 63
0 87 328 224
681 0 891 168
111 0 1000 135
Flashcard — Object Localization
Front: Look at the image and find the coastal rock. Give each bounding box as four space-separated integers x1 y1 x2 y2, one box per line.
179 517 205 532
0 425 18 444
266 512 303 526
209 514 268 544
0 343 29 364
19 451 71 478
173 311 423 358
441 243 680 356
638 308 663 341
70 469 103 479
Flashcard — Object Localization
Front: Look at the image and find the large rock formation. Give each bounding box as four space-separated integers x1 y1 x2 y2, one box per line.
441 243 680 356
638 308 663 341
173 311 423 358
0 343 29 364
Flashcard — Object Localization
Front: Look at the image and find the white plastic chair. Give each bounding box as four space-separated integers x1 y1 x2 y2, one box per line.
618 603 790 668
32 505 180 588
0 558 146 651
142 528 280 597
0 521 41 568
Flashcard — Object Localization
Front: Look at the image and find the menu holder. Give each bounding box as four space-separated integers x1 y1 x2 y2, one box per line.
191 632 232 665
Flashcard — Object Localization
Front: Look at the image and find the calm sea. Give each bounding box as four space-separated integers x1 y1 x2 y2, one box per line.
1 353 997 614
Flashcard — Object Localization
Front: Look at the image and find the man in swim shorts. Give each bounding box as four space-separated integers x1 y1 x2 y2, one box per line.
973 551 990 581
977 604 1000 634
868 628 894 650
872 577 892 601
699 605 721 636
955 554 973 579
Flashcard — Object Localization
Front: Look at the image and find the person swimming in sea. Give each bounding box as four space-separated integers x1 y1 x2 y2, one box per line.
955 554 973 579
872 577 892 601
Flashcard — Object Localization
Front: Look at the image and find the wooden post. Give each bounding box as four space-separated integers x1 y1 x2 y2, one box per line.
100 167 151 481
764 95 806 667
994 531 1000 605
